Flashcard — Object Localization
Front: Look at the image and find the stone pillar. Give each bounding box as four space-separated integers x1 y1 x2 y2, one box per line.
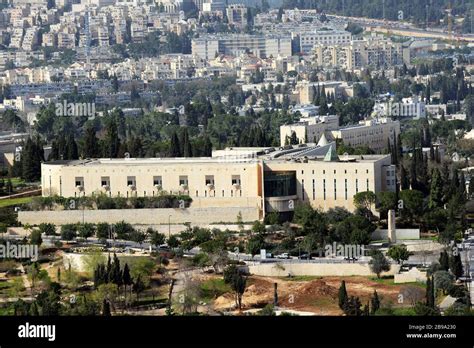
388 209 396 243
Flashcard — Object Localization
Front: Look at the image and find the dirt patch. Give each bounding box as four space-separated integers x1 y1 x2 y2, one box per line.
210 275 415 315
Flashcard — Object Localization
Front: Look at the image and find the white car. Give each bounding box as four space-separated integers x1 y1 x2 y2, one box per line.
276 253 290 259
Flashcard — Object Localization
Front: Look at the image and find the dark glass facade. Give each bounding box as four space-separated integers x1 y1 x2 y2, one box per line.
264 171 297 197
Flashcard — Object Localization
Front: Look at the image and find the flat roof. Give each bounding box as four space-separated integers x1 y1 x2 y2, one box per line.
44 152 389 167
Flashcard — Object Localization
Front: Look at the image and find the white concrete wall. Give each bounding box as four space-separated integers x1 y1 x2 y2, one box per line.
394 268 427 284
18 206 260 225
372 229 420 240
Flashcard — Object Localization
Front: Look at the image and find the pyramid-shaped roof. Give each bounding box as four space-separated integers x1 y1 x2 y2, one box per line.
324 144 339 162
317 133 329 147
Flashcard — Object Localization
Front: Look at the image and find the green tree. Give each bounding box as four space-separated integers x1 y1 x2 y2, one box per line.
429 168 444 209
369 250 391 278
169 131 181 157
38 223 56 236
101 299 111 316
83 125 100 158
434 270 454 294
370 290 380 314
342 296 362 316
104 118 120 158
246 234 265 258
96 223 110 243
426 276 435 308
149 229 166 249
439 250 450 271
387 244 411 266
449 253 463 279
399 190 424 224
353 191 376 218
60 224 77 241
78 223 95 240
223 265 247 311
30 229 43 246
21 137 44 181
338 280 348 309
376 191 397 219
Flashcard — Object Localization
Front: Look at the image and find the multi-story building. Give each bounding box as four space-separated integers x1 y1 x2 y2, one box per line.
57 32 76 49
373 97 426 119
21 27 39 51
41 143 395 218
42 32 57 47
280 115 339 146
348 37 404 70
192 34 292 59
9 28 24 49
202 0 225 13
298 29 351 54
329 119 401 153
226 4 248 28
281 117 400 153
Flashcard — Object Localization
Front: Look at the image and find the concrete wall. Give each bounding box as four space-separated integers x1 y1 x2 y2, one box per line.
372 229 420 240
394 267 427 284
18 206 260 226
247 261 400 277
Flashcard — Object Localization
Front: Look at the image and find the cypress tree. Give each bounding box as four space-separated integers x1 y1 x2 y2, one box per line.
459 171 466 201
21 137 43 181
65 135 78 160
83 125 99 158
449 253 463 279
400 165 409 190
102 299 111 316
429 168 443 209
202 135 213 156
105 118 120 158
426 276 435 308
338 280 348 309
169 131 181 157
439 250 450 271
370 290 380 315
182 128 193 157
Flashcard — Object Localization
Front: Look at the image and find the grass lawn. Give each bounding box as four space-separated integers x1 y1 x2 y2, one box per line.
200 278 231 302
284 275 322 282
0 305 14 315
0 197 33 208
370 276 426 288
9 178 25 187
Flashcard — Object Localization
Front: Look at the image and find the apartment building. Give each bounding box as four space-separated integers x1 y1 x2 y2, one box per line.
192 34 292 59
373 97 426 119
226 4 248 28
348 38 404 70
21 27 39 51
298 29 351 54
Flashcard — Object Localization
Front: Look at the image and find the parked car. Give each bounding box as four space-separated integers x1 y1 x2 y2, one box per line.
276 253 290 259
299 253 311 260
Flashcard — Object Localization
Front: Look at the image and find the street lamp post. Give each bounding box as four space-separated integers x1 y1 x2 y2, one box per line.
168 215 171 239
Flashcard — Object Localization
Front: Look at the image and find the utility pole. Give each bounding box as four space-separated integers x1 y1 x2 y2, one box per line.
168 215 171 239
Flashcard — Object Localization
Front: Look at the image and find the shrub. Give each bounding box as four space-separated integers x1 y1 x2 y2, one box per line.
61 224 77 241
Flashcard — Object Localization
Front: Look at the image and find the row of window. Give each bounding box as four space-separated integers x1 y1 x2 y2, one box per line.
301 178 370 201
74 175 242 189
300 169 370 175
